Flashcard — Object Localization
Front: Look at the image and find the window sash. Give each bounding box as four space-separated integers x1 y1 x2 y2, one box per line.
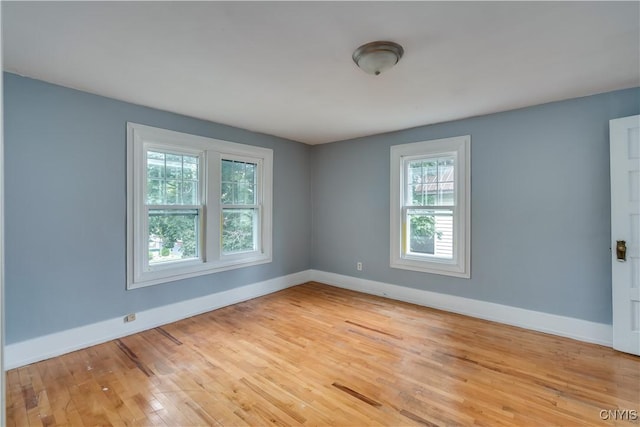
145 205 204 270
402 206 456 262
146 150 201 205
221 158 258 205
221 205 261 256
403 154 457 207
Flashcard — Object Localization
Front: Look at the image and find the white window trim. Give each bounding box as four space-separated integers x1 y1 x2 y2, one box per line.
127 123 273 289
390 135 470 278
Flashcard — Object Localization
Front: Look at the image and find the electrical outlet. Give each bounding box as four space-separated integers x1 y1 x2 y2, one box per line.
357 262 363 271
124 313 136 323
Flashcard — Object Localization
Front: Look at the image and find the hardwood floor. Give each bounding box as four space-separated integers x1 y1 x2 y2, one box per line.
6 282 640 426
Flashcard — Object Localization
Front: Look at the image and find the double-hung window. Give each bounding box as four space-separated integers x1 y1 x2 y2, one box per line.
390 135 470 278
127 123 273 289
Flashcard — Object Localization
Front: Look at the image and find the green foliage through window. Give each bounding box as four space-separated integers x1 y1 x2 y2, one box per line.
148 210 199 263
409 213 441 254
222 209 256 253
221 159 258 254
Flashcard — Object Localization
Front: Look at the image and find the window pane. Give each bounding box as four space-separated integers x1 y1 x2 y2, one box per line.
221 159 233 182
407 157 454 206
221 159 257 205
438 158 455 205
165 154 182 179
166 180 180 204
406 208 453 259
146 151 199 205
221 182 234 204
182 181 197 205
238 183 254 205
148 163 164 179
245 163 255 183
183 161 197 180
148 209 199 264
147 179 164 204
408 161 424 205
222 208 257 254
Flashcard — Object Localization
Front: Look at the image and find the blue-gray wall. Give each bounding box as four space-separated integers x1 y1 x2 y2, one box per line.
311 88 640 324
5 71 639 344
3 73 312 344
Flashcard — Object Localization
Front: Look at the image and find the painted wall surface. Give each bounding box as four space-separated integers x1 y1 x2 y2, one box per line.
3 73 312 343
311 88 640 324
5 70 639 345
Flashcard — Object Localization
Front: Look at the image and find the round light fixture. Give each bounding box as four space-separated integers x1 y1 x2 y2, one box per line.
352 41 404 76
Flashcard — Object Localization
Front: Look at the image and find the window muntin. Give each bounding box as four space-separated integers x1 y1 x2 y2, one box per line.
390 135 470 278
127 123 273 289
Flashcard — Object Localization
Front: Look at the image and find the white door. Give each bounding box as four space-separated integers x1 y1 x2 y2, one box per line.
610 114 640 355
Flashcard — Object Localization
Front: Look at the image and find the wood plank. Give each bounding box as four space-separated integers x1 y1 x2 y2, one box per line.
6 282 640 426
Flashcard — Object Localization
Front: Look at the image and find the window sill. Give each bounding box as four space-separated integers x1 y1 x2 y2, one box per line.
390 258 470 279
128 255 272 290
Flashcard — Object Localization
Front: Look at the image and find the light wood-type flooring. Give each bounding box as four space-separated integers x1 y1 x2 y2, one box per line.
6 282 640 426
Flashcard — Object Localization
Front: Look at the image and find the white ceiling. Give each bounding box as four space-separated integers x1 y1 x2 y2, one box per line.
2 2 639 145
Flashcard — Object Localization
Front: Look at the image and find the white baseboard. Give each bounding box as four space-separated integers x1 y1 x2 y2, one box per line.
5 270 311 370
6 269 613 370
310 270 613 347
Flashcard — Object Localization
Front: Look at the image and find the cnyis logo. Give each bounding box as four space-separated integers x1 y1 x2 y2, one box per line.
599 409 639 421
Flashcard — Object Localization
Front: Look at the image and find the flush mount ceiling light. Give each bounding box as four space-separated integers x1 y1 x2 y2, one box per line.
352 41 404 76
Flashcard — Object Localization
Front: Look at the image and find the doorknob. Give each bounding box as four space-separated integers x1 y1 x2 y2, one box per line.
616 240 627 262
